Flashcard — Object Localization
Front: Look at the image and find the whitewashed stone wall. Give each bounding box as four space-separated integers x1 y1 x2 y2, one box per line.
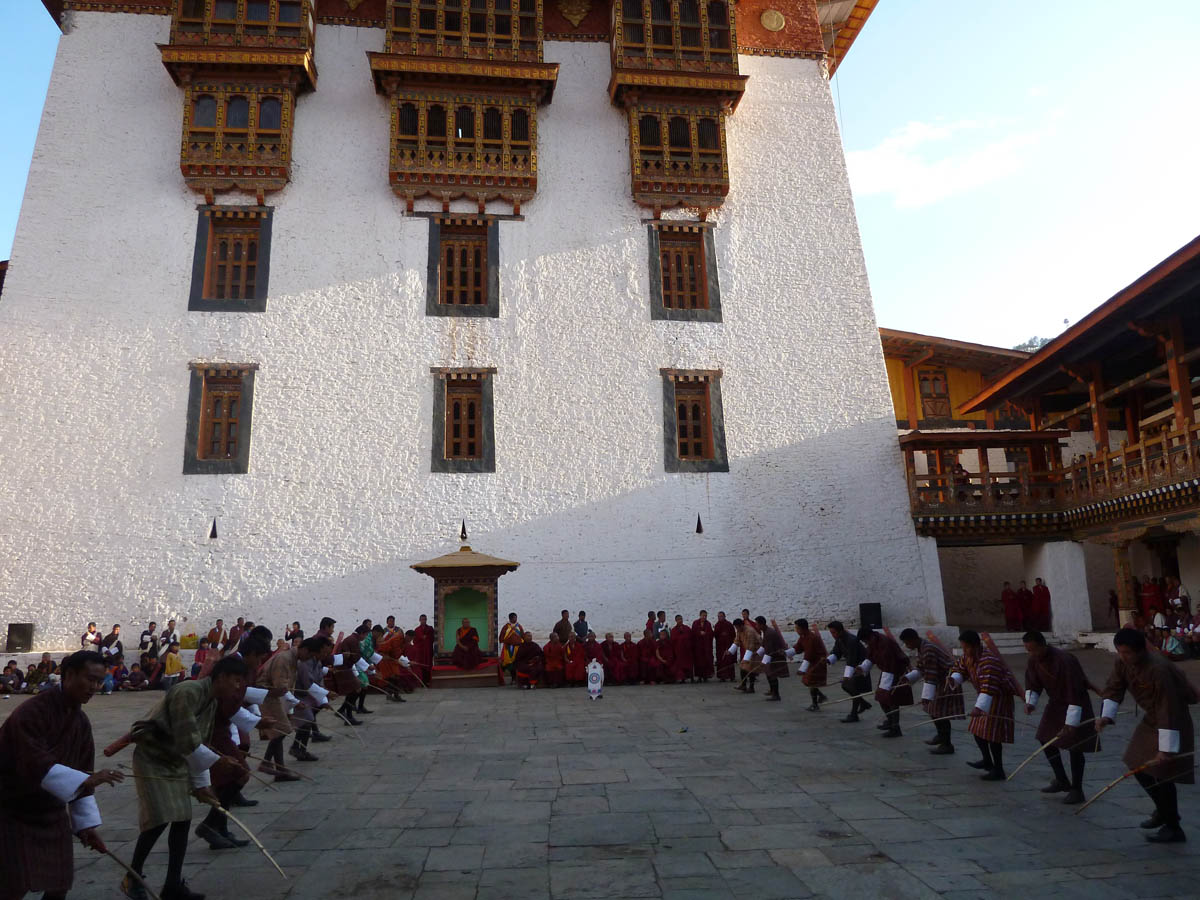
0 12 939 649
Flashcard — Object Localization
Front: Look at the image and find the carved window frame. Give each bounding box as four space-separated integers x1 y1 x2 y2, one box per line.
612 0 738 72
661 369 728 473
183 364 258 475
385 0 544 62
426 217 500 318
189 206 272 311
431 368 497 473
181 83 296 177
647 222 720 321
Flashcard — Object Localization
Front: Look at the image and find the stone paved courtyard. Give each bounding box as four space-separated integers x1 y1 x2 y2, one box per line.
3 650 1198 900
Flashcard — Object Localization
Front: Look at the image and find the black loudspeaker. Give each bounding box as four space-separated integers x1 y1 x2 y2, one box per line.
5 623 34 653
858 603 883 630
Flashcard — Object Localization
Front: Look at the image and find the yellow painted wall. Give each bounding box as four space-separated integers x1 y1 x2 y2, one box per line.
883 356 989 424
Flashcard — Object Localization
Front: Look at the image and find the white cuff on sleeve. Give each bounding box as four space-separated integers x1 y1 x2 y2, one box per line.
322 666 330 674
1025 690 1040 708
860 659 873 673
799 660 810 673
1065 705 1083 727
1101 698 1119 720
727 643 738 656
190 769 212 789
284 691 299 707
308 684 330 703
974 692 993 713
879 672 895 690
231 706 261 732
68 795 102 831
761 655 772 665
951 672 964 685
229 723 240 744
243 686 268 705
354 658 370 673
370 653 383 664
785 648 796 659
906 670 921 684
333 654 344 666
842 665 855 680
756 647 766 657
921 682 936 701
742 651 754 662
41 764 89 803
1159 729 1181 753
827 655 838 665
399 657 411 668
185 744 220 776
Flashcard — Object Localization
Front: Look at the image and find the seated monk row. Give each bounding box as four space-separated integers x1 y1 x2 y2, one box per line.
508 629 709 688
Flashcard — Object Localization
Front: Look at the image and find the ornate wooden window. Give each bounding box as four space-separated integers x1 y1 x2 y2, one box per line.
386 0 541 61
426 217 499 317
919 370 952 419
184 364 257 474
172 0 313 51
648 224 720 321
178 83 297 197
189 206 272 311
628 103 728 210
661 369 728 473
611 0 737 73
382 91 540 209
431 369 496 473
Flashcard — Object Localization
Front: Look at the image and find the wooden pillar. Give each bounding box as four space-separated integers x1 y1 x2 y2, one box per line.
1164 316 1193 431
977 446 990 508
985 407 996 429
902 350 932 430
1124 400 1137 443
1088 363 1109 452
1112 542 1137 627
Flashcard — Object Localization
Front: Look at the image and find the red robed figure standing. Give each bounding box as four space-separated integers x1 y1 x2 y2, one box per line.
620 633 640 684
1001 582 1021 631
691 613 715 680
1031 579 1052 631
412 615 436 685
670 617 694 682
713 613 737 682
451 620 483 670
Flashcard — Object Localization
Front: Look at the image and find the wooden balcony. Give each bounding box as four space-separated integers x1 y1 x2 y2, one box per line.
903 425 1200 542
171 1 315 52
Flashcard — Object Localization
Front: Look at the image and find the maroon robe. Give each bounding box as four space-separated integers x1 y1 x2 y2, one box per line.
543 641 566 686
514 641 544 686
795 631 828 686
601 639 625 683
1016 588 1035 628
1025 646 1098 751
714 618 737 681
0 687 98 896
621 639 640 683
864 633 913 711
1031 585 1052 631
691 618 715 679
638 636 662 683
585 639 606 665
670 623 695 681
565 641 587 684
413 623 436 685
1001 588 1021 630
452 627 483 670
655 637 676 682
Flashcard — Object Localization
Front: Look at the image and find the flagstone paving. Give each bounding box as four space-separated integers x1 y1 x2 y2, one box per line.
2 649 1198 899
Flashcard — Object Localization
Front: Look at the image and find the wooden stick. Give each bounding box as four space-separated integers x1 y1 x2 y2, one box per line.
201 799 288 880
1074 752 1197 815
1007 734 1066 781
104 850 164 900
1007 712 1121 780
820 690 876 706
912 712 1034 729
244 753 317 782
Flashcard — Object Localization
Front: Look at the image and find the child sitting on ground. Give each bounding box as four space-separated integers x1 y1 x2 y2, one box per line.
122 662 149 690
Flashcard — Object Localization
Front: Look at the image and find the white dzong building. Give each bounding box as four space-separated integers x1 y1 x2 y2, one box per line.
0 0 946 650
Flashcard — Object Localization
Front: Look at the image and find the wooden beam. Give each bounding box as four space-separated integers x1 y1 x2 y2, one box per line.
1164 315 1193 430
1089 363 1109 451
901 349 934 430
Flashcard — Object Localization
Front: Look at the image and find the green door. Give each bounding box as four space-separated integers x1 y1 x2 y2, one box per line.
442 588 490 654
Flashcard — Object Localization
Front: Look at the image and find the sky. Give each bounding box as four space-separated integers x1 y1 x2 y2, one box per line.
1 2 1199 350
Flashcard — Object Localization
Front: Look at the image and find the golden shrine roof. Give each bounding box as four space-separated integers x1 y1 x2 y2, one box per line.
410 545 521 574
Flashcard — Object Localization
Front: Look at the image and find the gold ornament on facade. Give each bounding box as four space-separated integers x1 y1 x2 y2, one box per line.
556 0 591 27
759 9 785 32
344 0 367 9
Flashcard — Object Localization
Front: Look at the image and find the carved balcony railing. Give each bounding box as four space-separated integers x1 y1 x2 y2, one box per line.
172 0 315 52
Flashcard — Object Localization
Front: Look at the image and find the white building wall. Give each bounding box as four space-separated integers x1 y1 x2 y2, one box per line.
0 12 937 649
936 544 1022 629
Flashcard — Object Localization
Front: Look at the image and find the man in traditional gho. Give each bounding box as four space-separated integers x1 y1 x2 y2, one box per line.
125 656 249 900
791 619 828 711
513 632 544 689
290 637 335 763
553 610 574 644
499 612 526 684
1022 630 1098 804
0 650 122 900
735 618 762 694
620 632 640 684
1098 627 1196 843
691 610 715 681
670 615 695 683
825 621 872 723
949 630 1021 781
899 629 961 755
338 625 374 719
714 612 737 682
856 627 914 737
757 618 789 701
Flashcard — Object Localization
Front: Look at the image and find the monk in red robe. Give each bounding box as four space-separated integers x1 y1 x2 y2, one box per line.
412 614 436 685
601 633 625 683
1031 578 1053 631
565 633 587 685
1001 581 1021 631
714 612 737 681
543 633 566 687
621 632 640 684
452 619 483 669
513 633 543 689
637 629 661 684
1016 582 1035 630
670 616 694 683
656 631 676 682
585 633 606 666
692 611 715 681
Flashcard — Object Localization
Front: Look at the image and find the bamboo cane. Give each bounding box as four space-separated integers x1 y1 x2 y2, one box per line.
200 798 288 880
912 712 1034 730
104 850 164 900
1074 752 1197 815
1007 712 1125 781
243 753 317 782
820 690 876 706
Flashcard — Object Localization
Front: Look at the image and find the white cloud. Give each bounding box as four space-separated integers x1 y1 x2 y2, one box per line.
845 119 1043 209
